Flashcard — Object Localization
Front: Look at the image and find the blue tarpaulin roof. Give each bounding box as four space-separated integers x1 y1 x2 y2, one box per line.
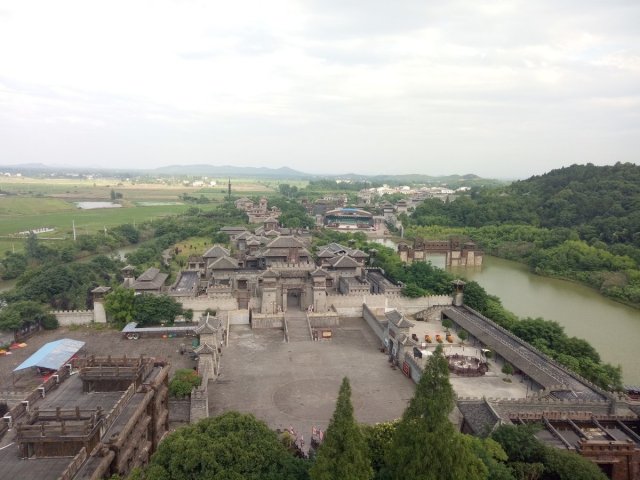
13 338 85 372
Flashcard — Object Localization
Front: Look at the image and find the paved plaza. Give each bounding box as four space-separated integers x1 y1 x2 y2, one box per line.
210 318 416 439
2 316 531 430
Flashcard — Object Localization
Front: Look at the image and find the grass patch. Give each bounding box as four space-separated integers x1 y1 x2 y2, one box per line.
0 197 75 216
168 237 216 273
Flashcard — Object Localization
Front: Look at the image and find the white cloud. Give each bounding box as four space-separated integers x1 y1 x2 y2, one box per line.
0 0 638 177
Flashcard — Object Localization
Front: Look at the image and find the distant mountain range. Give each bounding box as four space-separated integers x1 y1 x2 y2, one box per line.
0 162 499 185
152 164 308 179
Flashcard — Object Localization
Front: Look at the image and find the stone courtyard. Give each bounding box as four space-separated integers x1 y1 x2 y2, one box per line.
210 317 416 439
208 314 534 445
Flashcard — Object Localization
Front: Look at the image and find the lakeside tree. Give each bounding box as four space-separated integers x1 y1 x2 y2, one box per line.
310 377 373 480
384 345 487 480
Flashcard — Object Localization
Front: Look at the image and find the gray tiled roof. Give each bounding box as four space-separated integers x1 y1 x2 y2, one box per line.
443 307 606 401
457 400 501 435
132 272 168 291
208 256 239 270
311 267 329 277
137 267 160 282
266 236 306 248
327 254 360 268
203 245 230 258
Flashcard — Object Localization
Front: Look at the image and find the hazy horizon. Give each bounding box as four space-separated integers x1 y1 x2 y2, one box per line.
1 1 639 178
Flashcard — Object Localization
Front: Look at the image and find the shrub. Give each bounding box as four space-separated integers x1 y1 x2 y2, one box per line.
169 369 202 398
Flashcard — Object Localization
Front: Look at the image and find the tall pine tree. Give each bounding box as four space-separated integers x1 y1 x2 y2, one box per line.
385 345 487 480
310 377 373 480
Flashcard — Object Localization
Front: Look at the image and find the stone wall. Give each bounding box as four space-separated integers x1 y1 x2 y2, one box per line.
362 304 386 342
327 294 387 316
53 310 95 326
227 310 250 325
251 313 284 329
326 294 452 317
455 396 612 417
403 354 423 383
189 386 209 423
388 295 452 314
308 312 340 328
179 297 239 314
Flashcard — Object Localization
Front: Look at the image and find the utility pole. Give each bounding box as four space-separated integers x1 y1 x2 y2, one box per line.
227 178 231 200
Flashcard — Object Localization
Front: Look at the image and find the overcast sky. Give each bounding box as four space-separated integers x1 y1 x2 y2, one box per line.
1 1 639 178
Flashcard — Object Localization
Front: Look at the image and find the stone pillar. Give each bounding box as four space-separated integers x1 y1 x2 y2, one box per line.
90 286 111 323
260 270 278 314
282 288 287 313
93 301 107 324
452 279 466 307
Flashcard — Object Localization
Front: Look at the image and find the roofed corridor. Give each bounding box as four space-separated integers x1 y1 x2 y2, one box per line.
443 307 607 402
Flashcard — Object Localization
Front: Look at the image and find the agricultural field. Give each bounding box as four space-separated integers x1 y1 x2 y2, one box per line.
0 176 274 255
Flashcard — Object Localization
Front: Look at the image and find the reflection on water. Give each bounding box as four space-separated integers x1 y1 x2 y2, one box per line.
457 256 640 384
75 201 122 209
373 238 399 249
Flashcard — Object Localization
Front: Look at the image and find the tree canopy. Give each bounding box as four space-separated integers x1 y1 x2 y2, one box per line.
103 286 136 326
385 345 487 480
310 377 373 480
491 424 607 480
143 412 308 480
406 163 640 306
0 300 57 332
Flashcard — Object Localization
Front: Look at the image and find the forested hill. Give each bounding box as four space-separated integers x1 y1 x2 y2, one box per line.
508 163 640 242
413 162 640 248
408 162 640 306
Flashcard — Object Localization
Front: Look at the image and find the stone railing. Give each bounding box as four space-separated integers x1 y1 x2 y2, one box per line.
102 383 137 435
57 447 88 480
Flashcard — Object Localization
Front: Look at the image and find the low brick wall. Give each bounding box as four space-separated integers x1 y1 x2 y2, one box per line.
53 310 95 326
362 304 386 342
308 313 340 328
228 310 250 325
251 314 284 329
179 297 239 314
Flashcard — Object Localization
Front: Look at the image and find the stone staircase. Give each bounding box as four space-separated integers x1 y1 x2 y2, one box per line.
285 310 312 342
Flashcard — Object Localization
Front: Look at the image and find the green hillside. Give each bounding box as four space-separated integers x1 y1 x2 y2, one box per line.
407 162 640 306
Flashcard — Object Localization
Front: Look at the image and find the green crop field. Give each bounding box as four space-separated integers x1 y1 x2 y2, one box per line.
0 197 75 216
0 177 274 200
0 203 215 254
0 175 275 255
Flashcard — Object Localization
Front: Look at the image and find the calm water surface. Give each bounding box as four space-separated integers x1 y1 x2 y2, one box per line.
456 256 640 384
75 201 122 209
